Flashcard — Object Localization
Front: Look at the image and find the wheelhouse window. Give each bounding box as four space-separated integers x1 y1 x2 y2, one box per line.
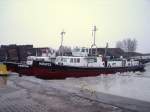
74 48 80 52
81 49 85 52
87 58 97 63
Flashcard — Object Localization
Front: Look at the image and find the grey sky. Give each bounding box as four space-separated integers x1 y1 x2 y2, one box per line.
0 0 150 53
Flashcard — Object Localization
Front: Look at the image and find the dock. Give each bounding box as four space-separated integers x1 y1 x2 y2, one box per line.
0 75 150 112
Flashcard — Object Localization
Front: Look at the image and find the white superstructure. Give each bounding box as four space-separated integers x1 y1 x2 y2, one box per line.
72 47 89 57
55 47 140 68
26 56 55 65
55 56 104 67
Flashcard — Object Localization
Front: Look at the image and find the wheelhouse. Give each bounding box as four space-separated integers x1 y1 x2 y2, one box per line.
55 56 104 67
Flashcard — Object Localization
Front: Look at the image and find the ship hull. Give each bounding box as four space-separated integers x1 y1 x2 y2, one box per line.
4 61 145 79
4 62 18 72
34 65 144 79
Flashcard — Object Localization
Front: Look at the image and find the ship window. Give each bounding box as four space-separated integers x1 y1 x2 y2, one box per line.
86 49 88 52
77 58 80 63
82 49 85 52
88 58 97 63
112 63 116 65
95 58 97 62
36 58 44 61
74 48 80 52
27 59 32 61
63 58 67 62
70 58 73 63
74 58 77 63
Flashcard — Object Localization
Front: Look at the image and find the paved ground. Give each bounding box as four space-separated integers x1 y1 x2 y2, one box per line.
0 75 149 112
0 75 131 112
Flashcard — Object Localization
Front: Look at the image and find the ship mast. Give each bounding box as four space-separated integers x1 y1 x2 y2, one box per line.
91 26 98 56
104 42 108 58
59 30 65 56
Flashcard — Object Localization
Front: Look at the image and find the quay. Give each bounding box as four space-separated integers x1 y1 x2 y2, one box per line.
0 75 150 112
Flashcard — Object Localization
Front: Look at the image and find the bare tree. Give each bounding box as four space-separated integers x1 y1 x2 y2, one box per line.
116 41 124 50
57 46 72 56
116 38 137 52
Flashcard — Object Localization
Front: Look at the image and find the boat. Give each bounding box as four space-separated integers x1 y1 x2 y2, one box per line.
0 62 8 76
26 56 56 65
4 48 145 79
4 51 56 75
14 47 144 79
3 27 145 79
3 61 18 73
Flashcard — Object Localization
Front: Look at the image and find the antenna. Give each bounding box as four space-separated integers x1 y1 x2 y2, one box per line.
91 26 98 56
60 30 65 47
104 42 108 58
92 26 98 45
59 30 66 56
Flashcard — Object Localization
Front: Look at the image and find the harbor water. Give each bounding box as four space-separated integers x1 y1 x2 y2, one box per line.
45 62 150 103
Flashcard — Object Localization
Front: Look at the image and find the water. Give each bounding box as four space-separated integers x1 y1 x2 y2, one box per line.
48 63 150 102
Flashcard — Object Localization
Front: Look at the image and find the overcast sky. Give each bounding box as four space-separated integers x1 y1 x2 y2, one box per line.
0 0 150 53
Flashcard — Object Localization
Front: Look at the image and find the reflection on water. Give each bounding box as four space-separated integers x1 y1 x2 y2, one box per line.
0 76 7 87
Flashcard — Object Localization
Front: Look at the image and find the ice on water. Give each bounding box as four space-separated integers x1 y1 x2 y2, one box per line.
49 63 150 102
